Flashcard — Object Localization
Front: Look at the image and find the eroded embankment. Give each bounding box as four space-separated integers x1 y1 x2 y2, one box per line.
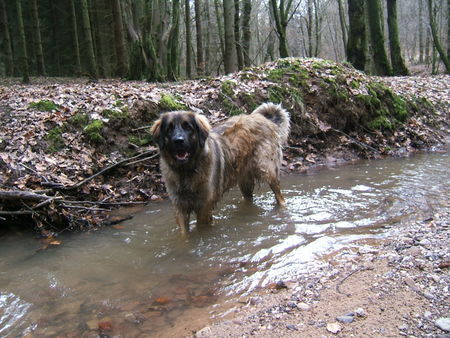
0 58 448 235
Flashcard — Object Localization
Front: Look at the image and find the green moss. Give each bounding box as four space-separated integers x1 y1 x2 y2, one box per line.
29 100 59 111
221 80 236 97
350 80 361 89
70 112 90 127
239 92 260 111
101 108 128 120
83 120 104 143
368 114 393 130
44 126 65 152
158 93 187 111
128 133 153 147
267 59 309 88
223 99 245 116
268 85 303 107
391 94 408 122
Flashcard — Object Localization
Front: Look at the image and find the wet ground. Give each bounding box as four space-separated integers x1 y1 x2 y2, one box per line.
0 152 448 337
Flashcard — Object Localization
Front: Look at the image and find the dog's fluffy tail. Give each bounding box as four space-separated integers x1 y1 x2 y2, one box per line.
252 103 290 144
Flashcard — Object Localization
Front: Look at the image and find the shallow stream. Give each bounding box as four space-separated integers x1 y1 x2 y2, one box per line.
0 152 448 337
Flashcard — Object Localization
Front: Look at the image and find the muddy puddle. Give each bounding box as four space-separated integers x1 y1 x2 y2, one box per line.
0 152 448 337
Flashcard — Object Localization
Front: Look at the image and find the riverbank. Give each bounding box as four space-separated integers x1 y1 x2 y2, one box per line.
0 58 449 236
188 205 449 337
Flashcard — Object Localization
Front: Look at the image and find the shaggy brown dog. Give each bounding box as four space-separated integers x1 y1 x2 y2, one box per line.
151 103 290 236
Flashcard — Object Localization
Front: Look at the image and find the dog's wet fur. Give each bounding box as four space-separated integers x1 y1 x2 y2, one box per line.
151 103 290 236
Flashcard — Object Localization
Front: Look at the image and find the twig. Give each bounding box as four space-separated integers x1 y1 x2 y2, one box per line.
0 210 36 215
0 190 53 201
125 153 159 166
32 196 64 209
331 128 380 153
132 125 152 132
61 204 110 212
336 266 374 296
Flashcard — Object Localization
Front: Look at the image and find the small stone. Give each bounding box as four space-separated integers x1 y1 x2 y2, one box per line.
435 318 450 332
86 319 98 330
326 322 342 334
336 315 354 323
355 308 366 317
297 302 310 311
423 311 432 319
419 239 432 246
286 324 298 331
195 326 212 337
398 323 409 331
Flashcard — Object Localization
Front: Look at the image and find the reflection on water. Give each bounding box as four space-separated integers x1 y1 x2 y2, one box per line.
0 153 448 336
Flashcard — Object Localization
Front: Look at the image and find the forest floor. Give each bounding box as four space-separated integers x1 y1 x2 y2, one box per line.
0 59 449 336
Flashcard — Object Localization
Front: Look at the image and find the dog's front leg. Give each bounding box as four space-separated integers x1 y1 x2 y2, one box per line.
196 204 213 228
175 207 191 237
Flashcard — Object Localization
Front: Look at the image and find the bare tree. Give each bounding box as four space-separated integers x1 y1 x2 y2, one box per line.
337 0 347 57
1 0 14 76
223 0 238 73
367 0 392 75
347 0 366 71
15 0 29 83
270 0 299 58
427 0 450 73
242 0 252 67
387 0 409 75
194 0 205 75
185 0 192 78
111 0 128 77
81 0 98 80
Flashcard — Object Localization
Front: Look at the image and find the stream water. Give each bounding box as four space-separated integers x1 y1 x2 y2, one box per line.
0 152 448 337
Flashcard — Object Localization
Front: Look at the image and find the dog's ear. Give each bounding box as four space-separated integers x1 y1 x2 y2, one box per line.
150 116 165 149
193 114 211 148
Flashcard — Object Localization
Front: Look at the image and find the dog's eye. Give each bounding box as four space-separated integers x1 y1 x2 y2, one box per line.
182 121 193 131
167 122 174 131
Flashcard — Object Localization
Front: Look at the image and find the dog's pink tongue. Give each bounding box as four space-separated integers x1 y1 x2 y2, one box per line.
176 152 189 160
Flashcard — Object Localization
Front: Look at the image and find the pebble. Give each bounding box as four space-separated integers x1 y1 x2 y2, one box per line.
326 322 342 334
336 315 354 323
297 302 310 311
355 308 366 317
398 323 409 331
435 318 450 332
424 311 433 319
195 326 212 337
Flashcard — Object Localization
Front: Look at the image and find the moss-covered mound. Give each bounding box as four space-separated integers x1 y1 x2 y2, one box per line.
0 58 447 234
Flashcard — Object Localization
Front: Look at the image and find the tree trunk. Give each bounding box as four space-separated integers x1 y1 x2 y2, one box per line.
167 0 181 80
80 0 98 80
110 0 128 77
313 0 322 57
386 0 409 75
427 0 450 73
307 0 313 57
337 0 347 58
214 0 225 64
194 0 205 75
70 0 82 75
185 0 192 78
419 0 425 63
241 0 252 67
223 0 237 73
347 0 366 71
0 0 14 76
447 0 450 60
367 0 392 75
15 0 29 83
91 0 106 77
270 0 293 58
30 0 45 76
234 0 243 70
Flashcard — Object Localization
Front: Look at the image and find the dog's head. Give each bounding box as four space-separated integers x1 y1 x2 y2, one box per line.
151 111 211 166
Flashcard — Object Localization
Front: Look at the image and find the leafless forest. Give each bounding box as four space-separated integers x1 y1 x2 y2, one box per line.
1 0 449 83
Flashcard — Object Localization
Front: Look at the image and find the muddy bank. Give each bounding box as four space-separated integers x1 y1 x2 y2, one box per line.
188 209 449 338
0 58 449 234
